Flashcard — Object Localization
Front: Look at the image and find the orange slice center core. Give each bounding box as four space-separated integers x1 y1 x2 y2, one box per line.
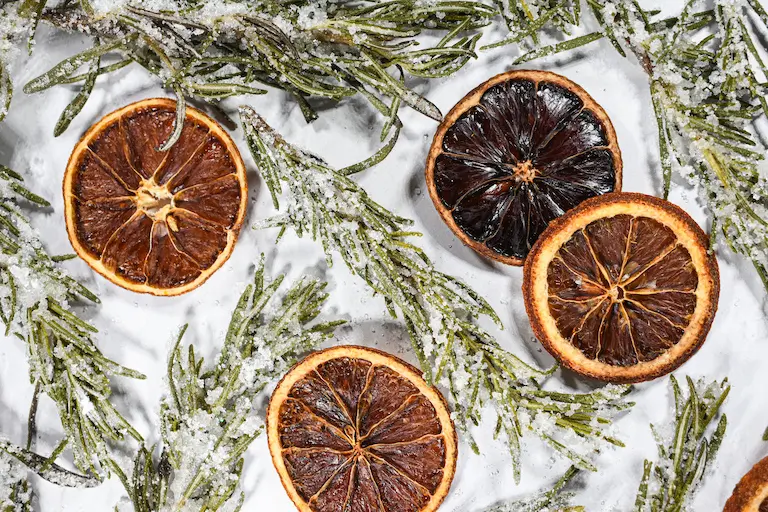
608 285 624 301
512 160 537 182
135 181 174 221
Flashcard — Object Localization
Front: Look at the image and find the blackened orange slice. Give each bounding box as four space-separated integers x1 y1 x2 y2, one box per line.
426 70 622 265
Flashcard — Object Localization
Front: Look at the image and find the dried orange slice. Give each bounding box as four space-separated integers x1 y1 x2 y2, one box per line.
426 70 622 265
63 98 247 296
523 192 719 383
725 457 768 511
267 346 457 512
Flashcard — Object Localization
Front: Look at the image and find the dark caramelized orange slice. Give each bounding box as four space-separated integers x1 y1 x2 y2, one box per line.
725 457 768 512
267 346 457 512
523 193 719 383
63 98 247 296
425 70 622 265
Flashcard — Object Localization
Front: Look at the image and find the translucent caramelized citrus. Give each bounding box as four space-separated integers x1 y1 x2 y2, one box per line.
267 346 457 512
426 70 621 265
523 193 719 383
725 457 768 512
64 98 247 296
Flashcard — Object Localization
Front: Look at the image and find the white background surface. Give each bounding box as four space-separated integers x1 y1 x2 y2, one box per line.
1 1 767 510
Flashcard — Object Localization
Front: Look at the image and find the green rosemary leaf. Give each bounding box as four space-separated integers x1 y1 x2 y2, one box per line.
8 180 49 206
18 0 47 54
50 254 77 262
24 37 131 93
59 58 132 85
185 82 268 99
650 85 672 199
514 32 603 65
0 54 13 124
54 42 100 137
360 50 442 120
158 84 185 151
633 460 653 511
588 0 626 56
339 125 401 176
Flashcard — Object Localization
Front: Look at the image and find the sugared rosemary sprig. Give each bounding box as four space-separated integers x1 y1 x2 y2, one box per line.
633 375 728 512
112 260 343 511
13 0 494 146
0 166 143 476
240 106 633 482
486 466 583 511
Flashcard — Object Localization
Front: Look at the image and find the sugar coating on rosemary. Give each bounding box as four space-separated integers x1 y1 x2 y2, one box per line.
633 375 729 512
0 447 31 512
112 261 343 512
0 166 143 476
240 106 633 482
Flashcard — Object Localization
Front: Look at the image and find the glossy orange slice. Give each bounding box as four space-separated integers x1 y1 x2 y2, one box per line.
267 346 457 512
426 70 622 266
523 193 719 383
63 98 247 296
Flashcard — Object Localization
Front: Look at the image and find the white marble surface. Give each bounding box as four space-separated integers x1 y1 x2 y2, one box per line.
1 2 768 510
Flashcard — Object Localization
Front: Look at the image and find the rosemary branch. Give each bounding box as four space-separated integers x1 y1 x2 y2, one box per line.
240 106 633 482
112 260 343 511
0 166 144 477
633 375 728 512
11 0 494 145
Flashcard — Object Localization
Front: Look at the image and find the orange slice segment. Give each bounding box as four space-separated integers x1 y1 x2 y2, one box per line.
64 98 248 296
725 457 768 512
523 192 719 383
267 346 457 512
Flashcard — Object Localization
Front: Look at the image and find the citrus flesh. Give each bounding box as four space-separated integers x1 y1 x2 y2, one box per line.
426 70 622 265
64 98 247 296
524 193 719 383
267 346 457 512
725 457 768 512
